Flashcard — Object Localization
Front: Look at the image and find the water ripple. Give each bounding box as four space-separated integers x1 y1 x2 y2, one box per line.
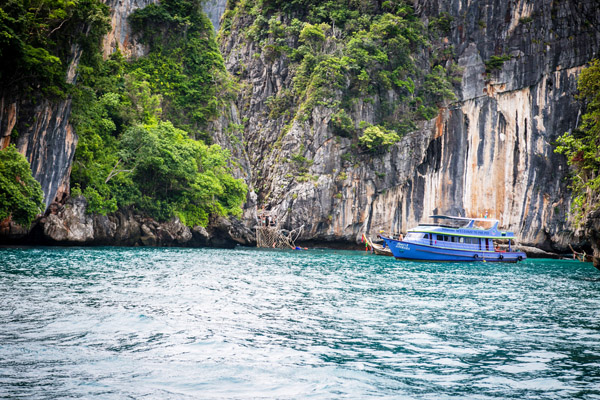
1 247 599 399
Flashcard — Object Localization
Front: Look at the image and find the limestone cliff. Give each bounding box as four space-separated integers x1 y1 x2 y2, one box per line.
216 0 600 252
101 0 157 59
203 0 227 31
3 0 599 254
1 0 152 219
0 49 82 211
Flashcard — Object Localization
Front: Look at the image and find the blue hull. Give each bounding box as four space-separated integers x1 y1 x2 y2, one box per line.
381 237 526 262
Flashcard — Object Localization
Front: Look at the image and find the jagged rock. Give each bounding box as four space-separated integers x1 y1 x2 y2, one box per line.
208 216 256 247
101 0 156 59
203 0 227 31
162 218 192 245
42 214 69 242
0 216 31 241
93 215 117 244
40 197 94 243
191 225 211 247
140 224 157 246
584 207 600 269
113 210 142 245
207 217 238 248
21 197 223 247
519 245 561 259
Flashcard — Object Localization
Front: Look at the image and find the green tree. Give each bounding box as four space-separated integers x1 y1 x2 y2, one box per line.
128 0 233 140
330 109 354 137
299 22 327 52
555 59 600 224
119 122 247 226
422 65 457 106
0 0 110 97
0 145 44 226
358 124 401 152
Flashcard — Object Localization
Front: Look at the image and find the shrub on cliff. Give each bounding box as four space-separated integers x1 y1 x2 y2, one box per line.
358 124 400 153
0 145 44 227
128 0 234 142
555 59 600 225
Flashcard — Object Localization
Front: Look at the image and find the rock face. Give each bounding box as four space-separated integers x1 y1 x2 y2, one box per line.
101 0 157 59
216 0 600 251
0 51 82 210
583 208 600 269
28 196 255 248
42 197 94 242
203 0 227 31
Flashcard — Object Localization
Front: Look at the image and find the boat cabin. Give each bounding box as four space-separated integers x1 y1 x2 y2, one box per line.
402 215 516 253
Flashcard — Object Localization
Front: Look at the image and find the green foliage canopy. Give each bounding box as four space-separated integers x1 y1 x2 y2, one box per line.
128 0 233 141
119 122 247 227
0 145 44 226
69 0 247 226
358 124 401 152
0 0 110 96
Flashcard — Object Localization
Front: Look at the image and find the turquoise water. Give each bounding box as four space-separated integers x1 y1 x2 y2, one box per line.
0 247 599 399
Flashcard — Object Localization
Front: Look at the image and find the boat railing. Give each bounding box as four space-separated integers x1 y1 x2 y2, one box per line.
404 238 498 252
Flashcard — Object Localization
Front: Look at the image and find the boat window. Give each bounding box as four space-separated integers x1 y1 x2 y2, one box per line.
459 237 464 243
424 234 430 239
405 232 424 241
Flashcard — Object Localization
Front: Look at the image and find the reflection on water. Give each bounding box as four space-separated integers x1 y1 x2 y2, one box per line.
1 247 599 399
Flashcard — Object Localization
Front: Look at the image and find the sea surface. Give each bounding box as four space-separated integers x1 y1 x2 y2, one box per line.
0 246 599 399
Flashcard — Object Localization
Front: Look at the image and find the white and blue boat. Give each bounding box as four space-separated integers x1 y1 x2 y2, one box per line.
381 215 527 262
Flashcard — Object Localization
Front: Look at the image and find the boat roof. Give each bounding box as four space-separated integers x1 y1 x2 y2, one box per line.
407 215 516 239
429 215 499 223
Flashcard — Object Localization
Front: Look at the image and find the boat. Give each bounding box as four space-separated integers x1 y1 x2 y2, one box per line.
371 241 393 256
380 215 527 262
362 235 394 256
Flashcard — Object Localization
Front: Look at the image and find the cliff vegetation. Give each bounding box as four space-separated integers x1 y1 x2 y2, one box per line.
2 0 600 253
69 0 246 227
0 0 110 99
0 145 44 226
556 59 600 226
222 0 458 153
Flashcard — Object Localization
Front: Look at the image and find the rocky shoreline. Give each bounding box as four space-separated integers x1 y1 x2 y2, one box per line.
0 196 256 249
3 196 597 267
